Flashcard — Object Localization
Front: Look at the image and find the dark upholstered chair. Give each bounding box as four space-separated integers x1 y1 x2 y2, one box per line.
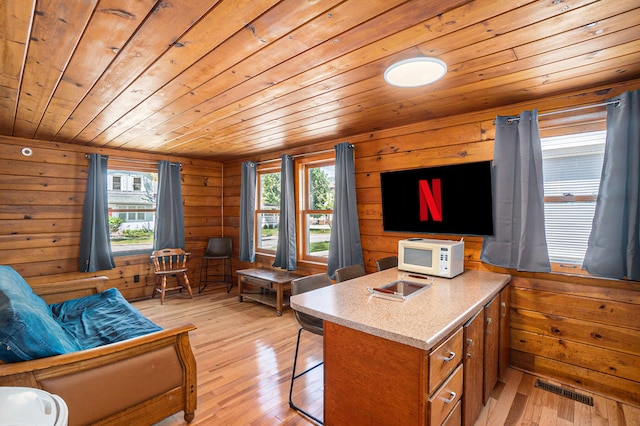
334 263 365 283
376 255 398 271
199 237 232 293
289 273 332 424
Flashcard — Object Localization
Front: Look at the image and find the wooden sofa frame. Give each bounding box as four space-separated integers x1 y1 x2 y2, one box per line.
0 276 197 425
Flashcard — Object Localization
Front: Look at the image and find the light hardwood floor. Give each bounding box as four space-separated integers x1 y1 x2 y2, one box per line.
135 286 640 426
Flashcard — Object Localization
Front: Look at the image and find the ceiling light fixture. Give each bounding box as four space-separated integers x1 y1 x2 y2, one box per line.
384 57 447 88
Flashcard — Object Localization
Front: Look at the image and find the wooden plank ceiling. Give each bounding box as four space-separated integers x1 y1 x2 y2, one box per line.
1 0 639 161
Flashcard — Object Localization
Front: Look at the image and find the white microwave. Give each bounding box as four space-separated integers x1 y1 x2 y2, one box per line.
398 238 464 278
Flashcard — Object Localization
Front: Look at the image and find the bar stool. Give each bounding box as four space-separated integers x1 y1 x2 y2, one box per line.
199 237 232 293
334 263 365 282
376 255 398 271
289 273 332 424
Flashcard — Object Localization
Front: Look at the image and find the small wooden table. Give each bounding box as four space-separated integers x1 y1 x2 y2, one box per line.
237 268 303 316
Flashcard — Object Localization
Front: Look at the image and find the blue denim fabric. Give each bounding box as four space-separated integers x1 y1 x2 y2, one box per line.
0 266 80 362
49 288 162 349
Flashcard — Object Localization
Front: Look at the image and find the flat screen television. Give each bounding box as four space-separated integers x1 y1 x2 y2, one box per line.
380 160 494 236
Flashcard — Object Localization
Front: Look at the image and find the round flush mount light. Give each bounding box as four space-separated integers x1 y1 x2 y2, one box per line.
384 57 447 88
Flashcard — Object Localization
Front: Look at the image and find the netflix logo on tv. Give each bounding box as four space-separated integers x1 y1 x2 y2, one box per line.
380 161 494 236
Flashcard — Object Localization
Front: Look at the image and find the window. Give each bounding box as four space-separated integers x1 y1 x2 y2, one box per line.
256 168 280 253
541 130 605 266
108 169 158 254
299 160 335 261
253 156 335 263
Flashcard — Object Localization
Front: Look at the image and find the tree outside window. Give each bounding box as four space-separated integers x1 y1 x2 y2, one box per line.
256 170 280 252
303 162 334 260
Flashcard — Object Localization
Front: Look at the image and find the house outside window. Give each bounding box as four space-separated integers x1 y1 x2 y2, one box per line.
541 130 605 268
108 170 157 254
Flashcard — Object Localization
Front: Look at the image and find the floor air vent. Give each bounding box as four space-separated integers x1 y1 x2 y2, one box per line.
535 380 594 406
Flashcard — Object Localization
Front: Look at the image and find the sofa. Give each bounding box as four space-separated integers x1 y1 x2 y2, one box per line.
0 265 197 425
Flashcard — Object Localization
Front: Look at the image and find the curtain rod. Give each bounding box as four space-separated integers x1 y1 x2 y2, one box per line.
503 99 621 123
255 146 351 165
84 153 180 166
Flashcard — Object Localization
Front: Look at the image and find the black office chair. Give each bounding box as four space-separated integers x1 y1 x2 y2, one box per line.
198 237 232 293
334 263 365 283
289 273 331 424
376 255 398 271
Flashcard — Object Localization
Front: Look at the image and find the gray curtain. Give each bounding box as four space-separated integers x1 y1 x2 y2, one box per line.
273 155 297 270
79 154 115 272
153 161 185 250
327 142 364 278
481 109 551 272
239 161 257 262
583 90 640 280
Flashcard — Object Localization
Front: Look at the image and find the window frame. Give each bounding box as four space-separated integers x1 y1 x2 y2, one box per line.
255 165 281 256
107 163 158 256
539 113 607 275
296 155 335 264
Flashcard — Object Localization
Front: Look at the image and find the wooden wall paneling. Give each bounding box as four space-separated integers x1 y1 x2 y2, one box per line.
0 135 222 299
510 308 639 356
511 329 639 382
510 349 640 406
510 275 640 406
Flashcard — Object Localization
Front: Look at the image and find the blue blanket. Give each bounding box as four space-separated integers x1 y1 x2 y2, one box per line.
0 266 162 363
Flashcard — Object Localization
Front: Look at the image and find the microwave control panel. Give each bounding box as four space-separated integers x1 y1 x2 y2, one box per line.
438 247 450 272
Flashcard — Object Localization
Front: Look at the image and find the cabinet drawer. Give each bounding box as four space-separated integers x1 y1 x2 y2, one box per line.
442 400 462 426
429 364 463 426
241 275 272 289
429 327 463 394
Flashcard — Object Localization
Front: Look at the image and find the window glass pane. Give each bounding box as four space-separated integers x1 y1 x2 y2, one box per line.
306 213 332 257
108 170 157 253
541 131 605 264
308 165 335 210
257 212 279 251
260 172 280 210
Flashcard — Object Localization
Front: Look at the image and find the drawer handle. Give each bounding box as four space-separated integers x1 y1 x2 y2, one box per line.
443 351 456 362
443 391 457 404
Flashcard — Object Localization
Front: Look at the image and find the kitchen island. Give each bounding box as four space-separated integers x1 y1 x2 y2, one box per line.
289 268 511 425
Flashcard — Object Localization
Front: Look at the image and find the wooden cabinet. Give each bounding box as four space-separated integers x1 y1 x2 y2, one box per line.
462 310 484 426
499 285 511 378
323 285 511 426
428 328 464 425
483 294 500 404
429 365 463 426
429 328 463 394
324 323 464 426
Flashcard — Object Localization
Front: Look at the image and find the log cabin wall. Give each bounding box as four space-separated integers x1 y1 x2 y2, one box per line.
0 135 223 300
222 79 640 406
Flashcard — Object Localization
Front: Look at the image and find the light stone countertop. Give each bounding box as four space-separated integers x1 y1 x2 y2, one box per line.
289 268 511 351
